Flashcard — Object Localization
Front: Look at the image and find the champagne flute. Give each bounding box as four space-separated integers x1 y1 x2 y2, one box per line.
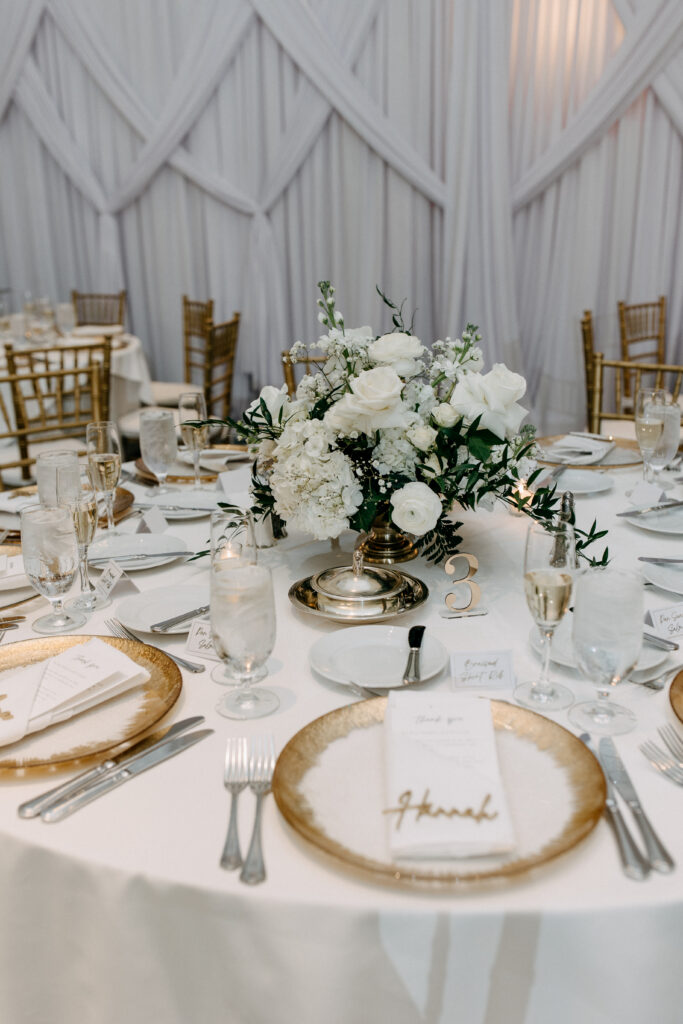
21 505 86 634
139 408 179 494
513 520 575 711
210 508 258 685
57 467 110 613
635 388 668 482
569 568 642 736
179 392 209 488
86 421 122 533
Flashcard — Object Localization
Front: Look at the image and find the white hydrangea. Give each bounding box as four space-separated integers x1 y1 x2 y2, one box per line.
372 429 420 478
270 448 362 539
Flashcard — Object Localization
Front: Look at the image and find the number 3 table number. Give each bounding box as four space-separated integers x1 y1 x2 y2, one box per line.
444 553 481 612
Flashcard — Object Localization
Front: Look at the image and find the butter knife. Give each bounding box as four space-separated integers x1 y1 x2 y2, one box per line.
599 737 675 874
151 605 210 632
616 499 683 518
17 715 205 819
579 734 649 880
643 632 679 651
41 728 214 822
403 625 425 684
638 557 683 565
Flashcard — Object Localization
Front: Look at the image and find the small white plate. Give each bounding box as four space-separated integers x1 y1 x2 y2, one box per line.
116 585 209 635
550 469 612 495
309 625 448 689
529 620 668 676
87 533 188 571
641 562 683 596
621 507 683 534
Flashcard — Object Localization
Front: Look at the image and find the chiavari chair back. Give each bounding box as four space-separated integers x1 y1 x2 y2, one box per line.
282 351 327 397
72 290 126 327
590 352 683 436
617 296 667 402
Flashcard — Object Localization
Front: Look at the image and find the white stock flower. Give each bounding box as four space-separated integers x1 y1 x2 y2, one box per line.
407 423 437 451
390 482 442 536
369 332 425 377
449 364 527 439
432 403 458 428
324 365 407 435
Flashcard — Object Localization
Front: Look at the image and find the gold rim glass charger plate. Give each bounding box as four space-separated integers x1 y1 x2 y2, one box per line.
2 485 134 527
537 435 642 469
273 698 605 889
669 669 683 724
0 635 181 775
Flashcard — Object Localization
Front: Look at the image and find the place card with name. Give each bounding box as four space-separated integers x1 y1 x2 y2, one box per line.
628 481 666 507
136 506 168 534
450 650 513 691
383 692 516 859
649 602 683 639
186 619 221 662
95 562 139 600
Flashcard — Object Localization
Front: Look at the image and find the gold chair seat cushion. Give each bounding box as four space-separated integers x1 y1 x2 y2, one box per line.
148 380 203 407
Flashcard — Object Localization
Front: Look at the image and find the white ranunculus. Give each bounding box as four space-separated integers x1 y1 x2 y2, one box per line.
432 402 459 428
449 364 527 439
351 365 403 410
368 332 425 377
407 423 437 451
246 384 290 423
390 481 442 536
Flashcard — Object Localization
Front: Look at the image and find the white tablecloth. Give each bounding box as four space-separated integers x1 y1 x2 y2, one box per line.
1 463 683 1024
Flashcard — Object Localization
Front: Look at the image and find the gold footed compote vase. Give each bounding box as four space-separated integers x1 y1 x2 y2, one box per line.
358 511 418 564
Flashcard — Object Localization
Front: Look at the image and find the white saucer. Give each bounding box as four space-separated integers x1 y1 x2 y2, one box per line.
550 469 612 495
116 585 209 634
87 533 188 571
621 507 683 534
309 625 448 689
529 621 667 676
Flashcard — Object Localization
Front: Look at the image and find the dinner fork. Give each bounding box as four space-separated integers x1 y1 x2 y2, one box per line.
105 618 206 673
220 737 249 870
657 724 683 765
240 735 276 885
639 741 683 786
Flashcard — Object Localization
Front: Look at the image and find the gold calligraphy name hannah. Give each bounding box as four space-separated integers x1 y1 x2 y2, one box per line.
383 788 498 831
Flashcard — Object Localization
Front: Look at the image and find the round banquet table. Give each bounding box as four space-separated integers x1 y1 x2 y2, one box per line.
1 461 683 1024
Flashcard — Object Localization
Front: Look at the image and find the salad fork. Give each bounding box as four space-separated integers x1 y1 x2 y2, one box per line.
220 737 249 870
657 724 683 764
105 618 205 673
639 741 683 785
240 735 276 885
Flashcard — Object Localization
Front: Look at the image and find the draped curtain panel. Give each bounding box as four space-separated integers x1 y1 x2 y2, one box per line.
0 0 681 431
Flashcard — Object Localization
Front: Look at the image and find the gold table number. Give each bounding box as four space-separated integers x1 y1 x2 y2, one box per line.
444 552 481 612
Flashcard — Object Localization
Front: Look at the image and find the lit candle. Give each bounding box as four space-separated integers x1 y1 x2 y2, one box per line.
509 479 533 516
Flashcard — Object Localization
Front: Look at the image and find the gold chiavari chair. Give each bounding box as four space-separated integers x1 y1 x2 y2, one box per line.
72 290 126 327
205 314 240 418
617 296 667 405
148 296 214 409
590 352 683 437
282 351 327 397
0 360 103 486
580 310 595 429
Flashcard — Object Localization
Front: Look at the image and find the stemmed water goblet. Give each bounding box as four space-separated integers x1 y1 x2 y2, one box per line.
178 392 209 489
86 421 122 533
210 509 278 719
635 388 670 483
20 504 86 634
568 568 643 736
513 520 576 711
35 450 79 506
139 408 178 495
57 466 110 613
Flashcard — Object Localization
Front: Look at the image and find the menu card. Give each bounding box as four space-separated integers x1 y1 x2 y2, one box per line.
383 692 515 859
0 638 150 748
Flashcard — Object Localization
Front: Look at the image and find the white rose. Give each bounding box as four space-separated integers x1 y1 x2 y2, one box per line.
407 423 437 451
449 364 527 439
324 366 407 435
432 402 459 428
246 384 290 423
390 481 442 536
369 332 425 377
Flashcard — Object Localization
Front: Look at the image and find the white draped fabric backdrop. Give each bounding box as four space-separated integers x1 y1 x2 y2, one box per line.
0 0 682 432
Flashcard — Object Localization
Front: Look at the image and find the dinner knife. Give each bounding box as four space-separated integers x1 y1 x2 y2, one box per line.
402 625 425 684
616 499 683 518
17 715 206 819
579 734 650 881
150 605 210 632
643 632 679 651
638 557 683 565
599 737 675 874
88 550 189 564
40 728 214 822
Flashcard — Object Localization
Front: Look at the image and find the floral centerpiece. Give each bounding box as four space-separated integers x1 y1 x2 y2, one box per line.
223 283 606 563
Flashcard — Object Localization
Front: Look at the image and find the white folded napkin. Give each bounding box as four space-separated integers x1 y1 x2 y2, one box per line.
0 638 151 748
0 492 36 515
547 436 615 465
383 692 516 859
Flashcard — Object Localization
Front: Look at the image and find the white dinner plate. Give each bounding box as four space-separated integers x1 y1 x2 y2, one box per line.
529 619 668 676
116 585 209 635
309 625 449 689
549 469 612 495
641 562 683 597
87 533 188 571
137 490 217 520
621 507 683 534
